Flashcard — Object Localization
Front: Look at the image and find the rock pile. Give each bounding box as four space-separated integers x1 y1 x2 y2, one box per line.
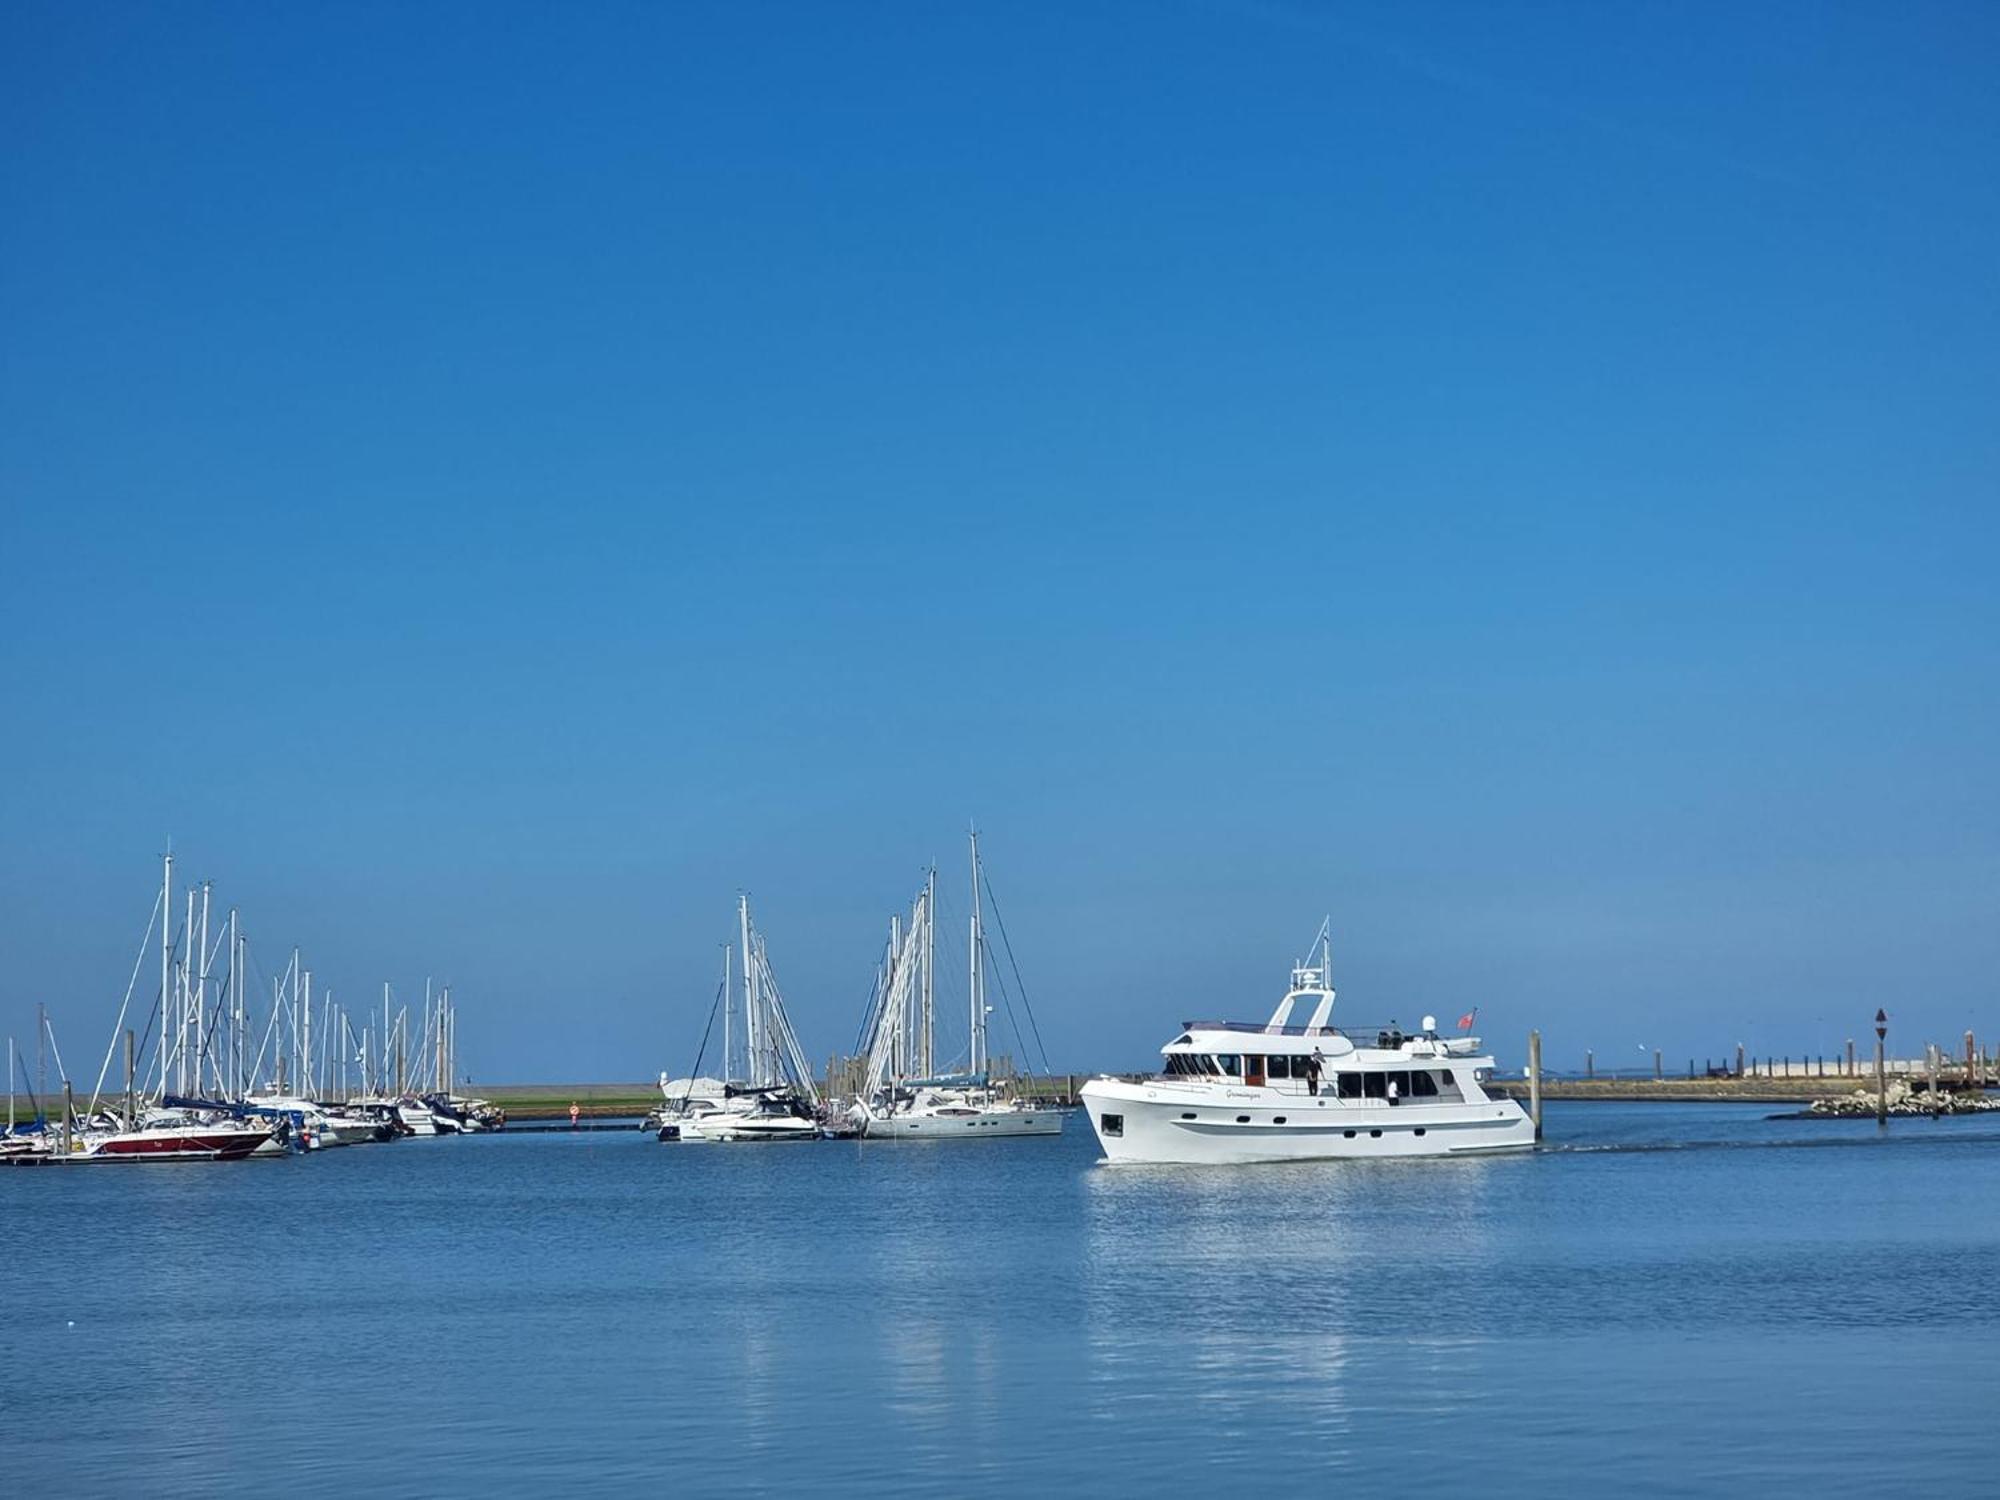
1805 1080 2000 1117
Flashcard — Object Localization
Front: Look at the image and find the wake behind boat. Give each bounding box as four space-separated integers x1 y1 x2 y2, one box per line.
1082 923 1533 1164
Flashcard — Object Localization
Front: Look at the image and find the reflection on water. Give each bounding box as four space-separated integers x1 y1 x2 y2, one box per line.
4 1104 1998 1495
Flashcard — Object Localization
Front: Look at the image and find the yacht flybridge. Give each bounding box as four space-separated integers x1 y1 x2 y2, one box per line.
1081 924 1534 1164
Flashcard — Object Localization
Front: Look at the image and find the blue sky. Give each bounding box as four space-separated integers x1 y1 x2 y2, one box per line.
3 1 1995 1082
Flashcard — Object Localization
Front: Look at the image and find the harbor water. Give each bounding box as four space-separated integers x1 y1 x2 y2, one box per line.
6 1101 1998 1495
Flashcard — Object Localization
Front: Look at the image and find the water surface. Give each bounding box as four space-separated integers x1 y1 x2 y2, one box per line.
6 1102 1996 1495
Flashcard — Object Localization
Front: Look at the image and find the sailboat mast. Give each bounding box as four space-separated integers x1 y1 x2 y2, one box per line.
922 866 935 1078
890 913 904 1080
196 881 211 1095
227 906 239 1099
176 889 192 1095
968 829 983 1078
159 849 172 1104
302 970 314 1101
740 896 757 1088
722 943 733 1085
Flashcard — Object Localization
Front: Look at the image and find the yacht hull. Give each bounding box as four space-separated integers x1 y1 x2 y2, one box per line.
1079 1079 1534 1164
80 1127 275 1162
660 1116 819 1143
860 1109 1065 1139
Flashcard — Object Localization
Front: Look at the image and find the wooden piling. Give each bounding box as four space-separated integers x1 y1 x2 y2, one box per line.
1875 1035 1887 1124
1653 1049 1662 1081
61 1080 73 1157
1528 1030 1543 1142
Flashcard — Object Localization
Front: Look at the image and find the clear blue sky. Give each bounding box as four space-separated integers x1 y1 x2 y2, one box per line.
3 2 1995 1082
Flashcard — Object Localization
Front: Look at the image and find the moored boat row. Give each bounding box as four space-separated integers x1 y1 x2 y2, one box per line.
4 851 504 1166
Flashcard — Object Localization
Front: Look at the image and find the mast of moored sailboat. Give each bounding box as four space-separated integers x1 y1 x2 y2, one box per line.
968 829 986 1080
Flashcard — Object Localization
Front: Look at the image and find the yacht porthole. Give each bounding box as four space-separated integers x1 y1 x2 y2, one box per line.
1235 1114 1250 1123
1180 1112 1196 1120
1343 1130 1356 1139
1273 1116 1287 1125
1369 1129 1382 1138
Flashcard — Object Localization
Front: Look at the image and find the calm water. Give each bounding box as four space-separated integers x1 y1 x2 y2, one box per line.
6 1102 1998 1496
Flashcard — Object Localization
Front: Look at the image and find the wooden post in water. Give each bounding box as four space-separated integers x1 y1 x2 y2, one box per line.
1653 1049 1662 1081
1846 1038 1855 1077
1735 1043 1745 1078
61 1080 73 1157
1528 1030 1543 1142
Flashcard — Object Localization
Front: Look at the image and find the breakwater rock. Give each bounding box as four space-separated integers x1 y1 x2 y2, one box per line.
1772 1081 2000 1120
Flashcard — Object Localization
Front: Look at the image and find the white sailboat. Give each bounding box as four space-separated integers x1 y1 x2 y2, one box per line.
655 897 822 1143
851 833 1064 1140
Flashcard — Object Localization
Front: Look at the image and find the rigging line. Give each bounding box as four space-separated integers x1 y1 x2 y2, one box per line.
682 968 729 1093
11 1044 45 1126
40 1009 71 1100
850 927 896 1056
979 943 1035 1081
978 869 1054 1076
86 886 163 1118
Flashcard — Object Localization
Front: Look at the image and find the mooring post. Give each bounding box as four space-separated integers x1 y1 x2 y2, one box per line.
1528 1030 1543 1141
1874 1010 1889 1126
61 1080 74 1157
1846 1038 1855 1077
1736 1043 1746 1077
1585 1049 1594 1080
1653 1049 1662 1081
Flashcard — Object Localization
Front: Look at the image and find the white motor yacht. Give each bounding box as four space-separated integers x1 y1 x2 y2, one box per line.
1081 927 1534 1165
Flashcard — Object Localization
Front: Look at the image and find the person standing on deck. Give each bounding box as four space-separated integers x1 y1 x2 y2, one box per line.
1305 1050 1323 1097
1387 1078 1400 1108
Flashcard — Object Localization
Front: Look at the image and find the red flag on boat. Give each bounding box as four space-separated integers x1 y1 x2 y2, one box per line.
1456 1009 1477 1032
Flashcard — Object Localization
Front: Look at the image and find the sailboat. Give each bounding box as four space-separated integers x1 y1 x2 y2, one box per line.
850 832 1064 1139
656 896 822 1143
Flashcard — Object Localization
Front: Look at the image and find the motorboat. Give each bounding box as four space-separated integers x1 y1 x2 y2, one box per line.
73 1107 278 1162
1081 924 1534 1164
